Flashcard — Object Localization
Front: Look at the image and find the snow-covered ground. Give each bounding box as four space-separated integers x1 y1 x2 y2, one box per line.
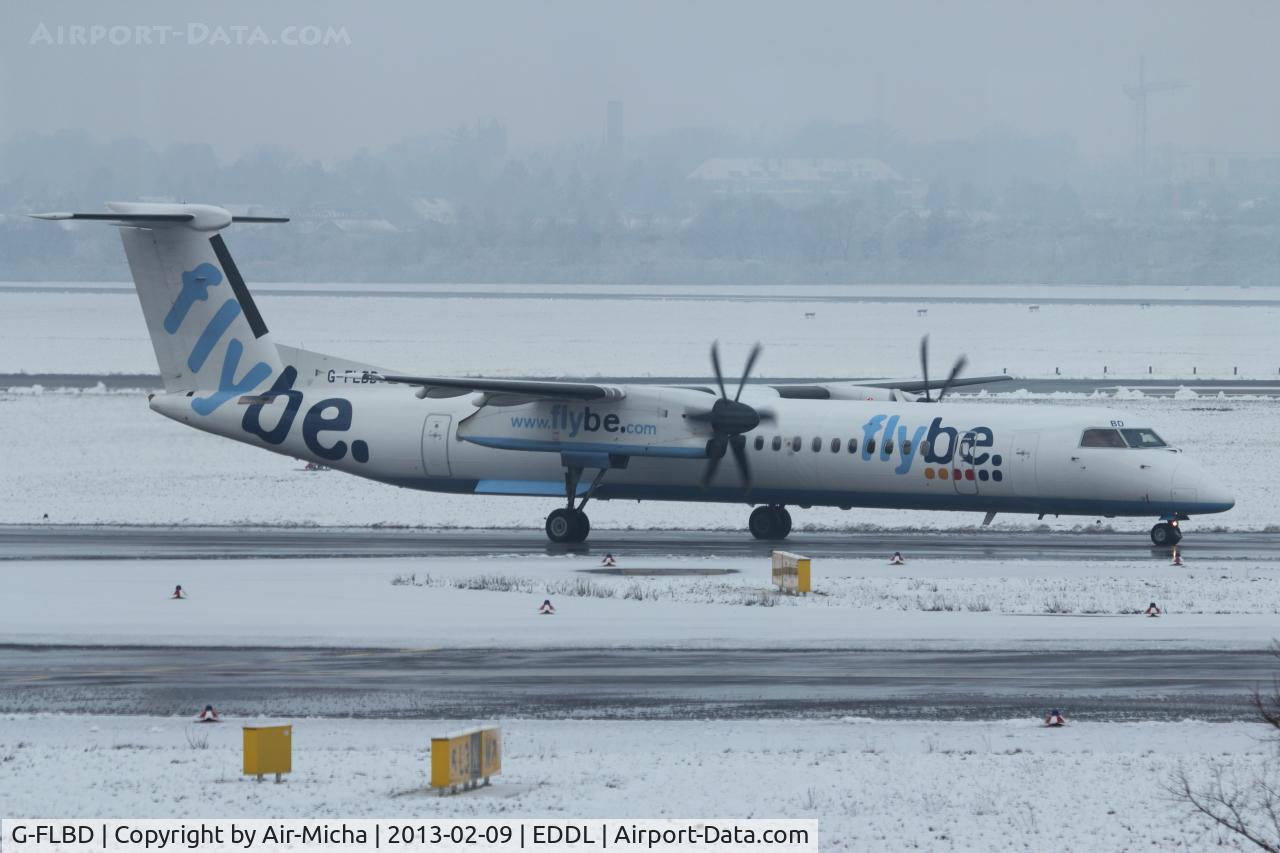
4 284 1278 848
3 555 1276 650
2 284 1277 379
0 389 1268 530
0 713 1272 851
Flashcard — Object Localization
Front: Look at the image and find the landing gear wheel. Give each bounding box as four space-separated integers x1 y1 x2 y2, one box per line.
1150 522 1182 547
546 508 590 543
772 506 792 538
571 511 590 543
749 505 791 540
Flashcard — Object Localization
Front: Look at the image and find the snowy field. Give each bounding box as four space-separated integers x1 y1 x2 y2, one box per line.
2 283 1278 379
0 713 1273 851
3 283 1278 849
3 555 1277 650
0 389 1269 531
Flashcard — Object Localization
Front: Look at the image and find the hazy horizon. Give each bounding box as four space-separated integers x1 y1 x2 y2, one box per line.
3 0 1278 163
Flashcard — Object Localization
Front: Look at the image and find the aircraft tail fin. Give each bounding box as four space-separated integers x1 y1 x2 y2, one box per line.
33 203 288 414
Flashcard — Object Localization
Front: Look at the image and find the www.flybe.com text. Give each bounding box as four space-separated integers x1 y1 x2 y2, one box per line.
510 405 657 438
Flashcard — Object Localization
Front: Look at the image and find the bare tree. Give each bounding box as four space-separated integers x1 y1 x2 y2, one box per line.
1172 646 1280 851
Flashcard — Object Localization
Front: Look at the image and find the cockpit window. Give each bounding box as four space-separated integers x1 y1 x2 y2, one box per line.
1121 428 1167 448
1080 428 1127 448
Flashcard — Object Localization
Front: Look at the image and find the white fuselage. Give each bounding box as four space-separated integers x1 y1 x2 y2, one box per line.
149 375 1234 521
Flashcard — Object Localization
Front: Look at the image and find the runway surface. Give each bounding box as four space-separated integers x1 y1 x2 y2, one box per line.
4 525 1278 561
5 372 1280 396
5 527 1276 722
0 645 1269 722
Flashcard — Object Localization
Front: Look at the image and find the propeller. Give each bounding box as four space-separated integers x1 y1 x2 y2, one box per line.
690 341 774 488
918 335 969 402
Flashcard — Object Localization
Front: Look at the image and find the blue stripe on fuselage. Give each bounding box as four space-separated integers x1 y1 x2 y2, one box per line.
375 475 1232 518
463 435 706 459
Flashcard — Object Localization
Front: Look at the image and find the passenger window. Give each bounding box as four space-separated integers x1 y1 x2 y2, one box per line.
754 435 764 451
791 436 802 452
811 436 822 452
883 440 894 454
902 440 912 455
1121 428 1167 449
866 438 876 454
1080 428 1127 448
831 438 841 453
919 440 929 456
848 438 857 453
772 436 782 451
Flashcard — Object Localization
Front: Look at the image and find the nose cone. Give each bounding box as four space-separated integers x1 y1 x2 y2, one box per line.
1198 473 1236 513
1172 457 1235 514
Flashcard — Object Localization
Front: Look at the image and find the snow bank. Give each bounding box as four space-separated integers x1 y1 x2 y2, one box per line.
0 714 1270 852
2 556 1276 650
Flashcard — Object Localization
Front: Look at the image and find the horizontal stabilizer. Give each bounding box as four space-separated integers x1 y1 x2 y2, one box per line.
30 204 288 231
30 212 194 223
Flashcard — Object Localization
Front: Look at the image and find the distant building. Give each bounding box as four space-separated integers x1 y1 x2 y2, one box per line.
410 197 457 225
688 157 903 199
294 206 399 234
1166 150 1280 188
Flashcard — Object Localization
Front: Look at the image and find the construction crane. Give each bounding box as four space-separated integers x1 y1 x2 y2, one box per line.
1122 56 1187 189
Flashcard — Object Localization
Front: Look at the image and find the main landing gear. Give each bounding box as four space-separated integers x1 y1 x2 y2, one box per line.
1150 520 1183 547
546 507 590 543
545 464 607 544
748 505 792 540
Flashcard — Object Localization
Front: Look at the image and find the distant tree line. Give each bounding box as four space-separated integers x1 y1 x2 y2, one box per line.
2 125 1278 285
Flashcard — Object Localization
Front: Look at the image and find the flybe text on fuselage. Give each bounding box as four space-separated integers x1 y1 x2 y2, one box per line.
241 366 371 463
510 404 659 438
857 414 1003 481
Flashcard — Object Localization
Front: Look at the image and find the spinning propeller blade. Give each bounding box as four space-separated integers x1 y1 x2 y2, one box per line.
700 342 766 489
917 336 967 404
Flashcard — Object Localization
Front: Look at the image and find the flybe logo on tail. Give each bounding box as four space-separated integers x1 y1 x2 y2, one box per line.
166 262 272 414
861 414 1003 481
168 260 371 465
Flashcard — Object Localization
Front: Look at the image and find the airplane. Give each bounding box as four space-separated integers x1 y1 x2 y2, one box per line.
33 202 1234 547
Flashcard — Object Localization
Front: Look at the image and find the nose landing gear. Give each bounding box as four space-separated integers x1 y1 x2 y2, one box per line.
1150 520 1183 547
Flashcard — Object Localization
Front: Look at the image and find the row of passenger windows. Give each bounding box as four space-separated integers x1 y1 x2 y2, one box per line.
750 428 1168 454
752 434 918 456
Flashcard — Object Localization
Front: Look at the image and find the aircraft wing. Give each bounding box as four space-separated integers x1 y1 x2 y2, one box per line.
848 374 1013 393
766 374 1012 399
370 372 625 402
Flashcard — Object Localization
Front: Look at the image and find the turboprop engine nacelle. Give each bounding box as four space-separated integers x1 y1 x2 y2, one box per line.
458 386 713 460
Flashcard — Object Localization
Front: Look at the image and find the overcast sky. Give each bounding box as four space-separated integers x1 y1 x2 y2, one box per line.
1 0 1275 162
